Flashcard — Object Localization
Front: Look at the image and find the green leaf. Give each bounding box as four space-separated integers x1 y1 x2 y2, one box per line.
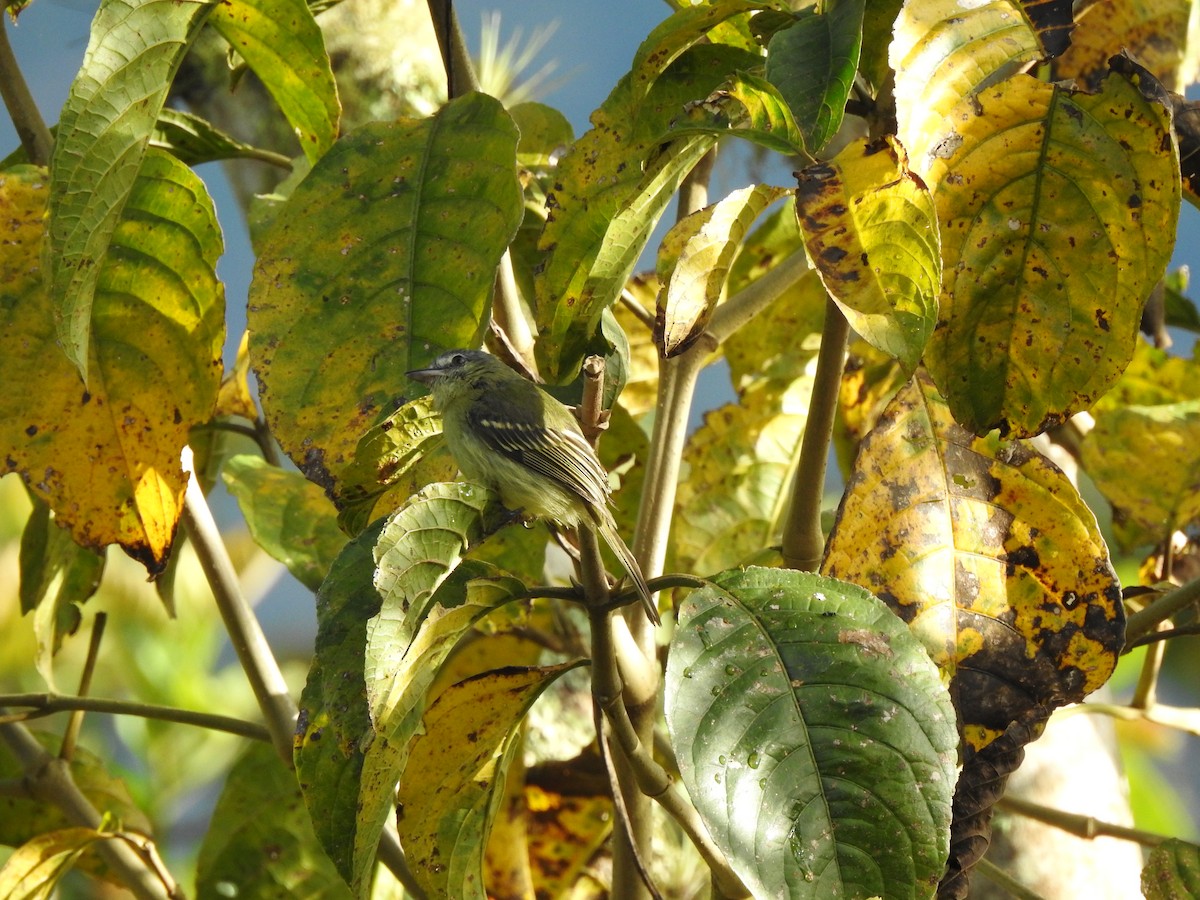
19 497 105 684
333 395 458 537
2 155 224 572
208 0 339 163
398 663 584 898
45 0 213 379
657 184 790 357
629 0 781 104
509 102 574 168
249 92 522 499
822 373 1125 752
665 566 957 900
1142 838 1200 899
891 0 1042 168
534 43 762 381
764 0 864 155
923 71 1180 437
723 264 826 390
1081 400 1200 536
196 743 352 900
221 454 347 591
668 70 807 156
796 137 939 371
150 108 290 167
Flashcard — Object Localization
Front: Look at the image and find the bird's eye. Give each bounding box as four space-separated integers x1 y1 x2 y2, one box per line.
449 353 466 367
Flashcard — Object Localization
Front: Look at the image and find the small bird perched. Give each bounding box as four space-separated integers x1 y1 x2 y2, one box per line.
407 349 659 625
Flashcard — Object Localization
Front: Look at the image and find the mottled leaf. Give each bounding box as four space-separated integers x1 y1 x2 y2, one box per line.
764 0 864 154
45 0 212 378
2 156 224 571
1055 0 1193 91
534 43 761 381
0 828 107 899
196 743 351 899
1019 0 1073 59
1081 401 1200 536
249 93 522 499
209 0 339 163
891 0 1042 172
923 72 1179 437
398 663 584 899
657 184 789 357
666 567 957 900
796 137 939 371
522 774 612 899
668 71 807 156
1143 839 1200 899
822 373 1125 751
723 265 826 390
221 454 347 591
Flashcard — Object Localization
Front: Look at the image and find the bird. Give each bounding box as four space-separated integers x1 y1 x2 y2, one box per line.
406 348 659 625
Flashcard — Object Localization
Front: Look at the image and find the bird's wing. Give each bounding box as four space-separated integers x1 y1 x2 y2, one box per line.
466 406 612 510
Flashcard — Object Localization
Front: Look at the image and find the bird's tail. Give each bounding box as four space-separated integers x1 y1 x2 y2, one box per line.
595 513 660 625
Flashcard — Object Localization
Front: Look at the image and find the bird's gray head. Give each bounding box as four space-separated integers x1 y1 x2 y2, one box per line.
406 350 510 409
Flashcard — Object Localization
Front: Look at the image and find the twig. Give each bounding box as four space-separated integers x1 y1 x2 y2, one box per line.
1125 574 1200 644
1068 701 1200 738
676 147 715 220
0 718 179 899
0 693 271 742
998 795 1168 847
974 859 1047 900
0 15 53 165
781 296 849 570
60 613 107 762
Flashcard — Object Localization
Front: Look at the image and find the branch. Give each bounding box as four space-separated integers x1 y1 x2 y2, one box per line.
0 717 179 900
781 296 849 570
974 859 1047 900
1124 575 1200 644
0 694 271 742
0 16 52 165
998 795 1168 847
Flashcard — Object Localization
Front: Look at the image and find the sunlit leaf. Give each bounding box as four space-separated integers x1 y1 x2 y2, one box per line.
657 184 790 357
891 0 1042 172
334 396 458 536
1 156 224 571
510 102 574 168
833 339 907 476
0 827 107 899
764 0 864 154
45 0 212 378
1142 838 1200 899
665 567 957 900
249 93 522 500
822 373 1125 751
1055 0 1194 90
221 454 347 591
398 663 584 899
534 43 761 381
209 0 339 163
674 372 813 576
923 71 1179 437
1081 401 1200 536
668 71 807 156
1095 337 1200 411
723 266 826 390
195 743 351 899
796 137 939 371
523 776 612 898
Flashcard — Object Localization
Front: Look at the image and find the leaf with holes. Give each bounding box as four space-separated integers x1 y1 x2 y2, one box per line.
249 93 522 498
666 567 957 900
796 137 939 371
924 71 1179 437
891 0 1042 174
1 157 224 572
822 372 1125 752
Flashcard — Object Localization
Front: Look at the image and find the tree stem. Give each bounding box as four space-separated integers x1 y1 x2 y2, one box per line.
1125 575 1200 644
998 794 1167 846
781 295 848 571
0 693 272 741
0 15 52 166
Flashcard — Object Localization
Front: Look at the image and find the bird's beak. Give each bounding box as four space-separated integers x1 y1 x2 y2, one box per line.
406 366 440 385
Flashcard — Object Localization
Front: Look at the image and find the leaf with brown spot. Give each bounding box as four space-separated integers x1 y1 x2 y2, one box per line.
1054 0 1194 91
796 137 940 371
1 159 224 572
822 372 1124 752
923 71 1179 437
